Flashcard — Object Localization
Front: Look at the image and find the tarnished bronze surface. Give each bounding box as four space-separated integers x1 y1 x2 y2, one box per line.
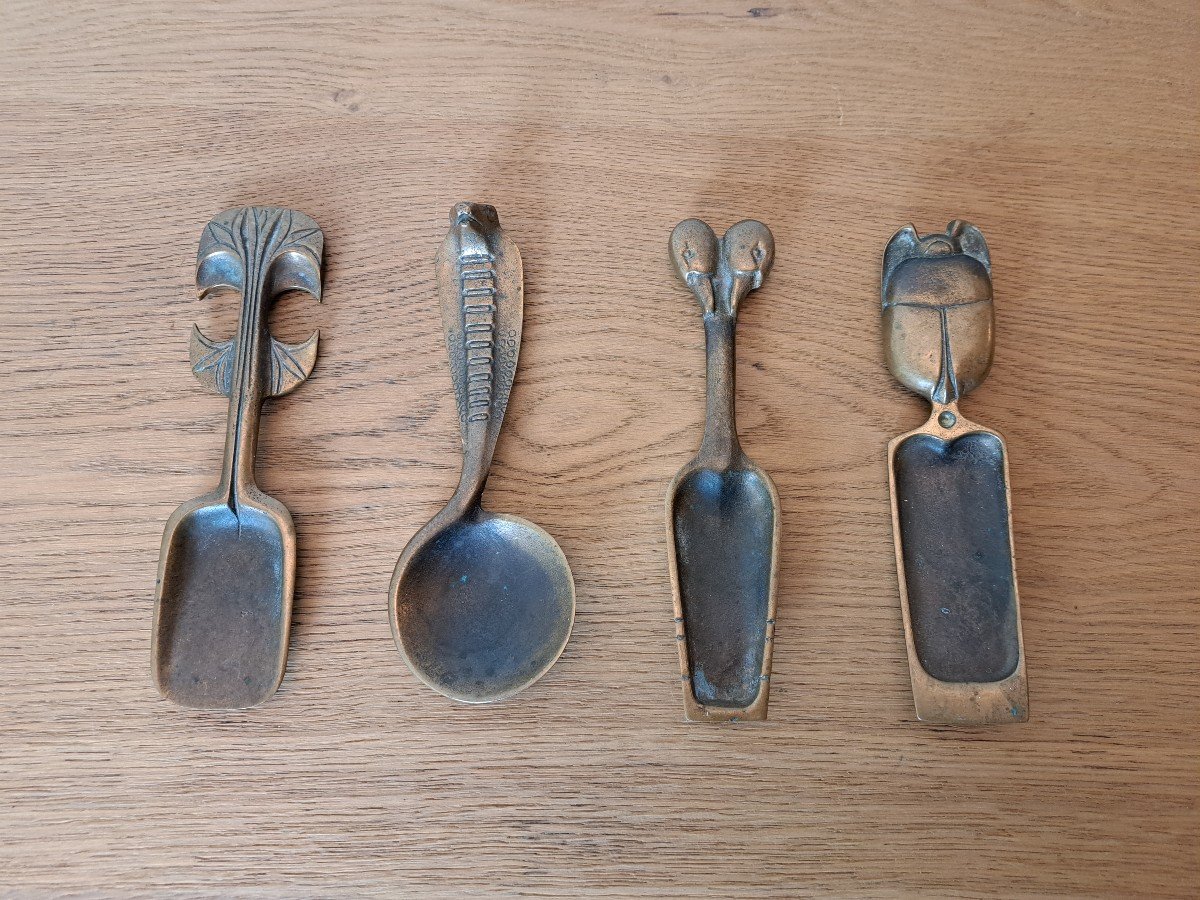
390 203 575 704
882 221 1028 724
152 207 324 709
665 219 780 723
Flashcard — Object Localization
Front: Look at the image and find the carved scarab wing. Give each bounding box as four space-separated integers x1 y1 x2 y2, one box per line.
881 220 994 404
435 202 523 465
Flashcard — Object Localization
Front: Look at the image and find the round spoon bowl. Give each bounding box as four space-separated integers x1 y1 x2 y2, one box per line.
392 511 575 703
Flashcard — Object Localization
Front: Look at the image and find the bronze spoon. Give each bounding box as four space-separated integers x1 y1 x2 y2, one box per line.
152 207 323 709
390 203 575 703
882 220 1028 724
666 218 780 722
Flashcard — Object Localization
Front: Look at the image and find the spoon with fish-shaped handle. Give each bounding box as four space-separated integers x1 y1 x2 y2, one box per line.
666 218 780 722
152 207 323 709
390 203 575 703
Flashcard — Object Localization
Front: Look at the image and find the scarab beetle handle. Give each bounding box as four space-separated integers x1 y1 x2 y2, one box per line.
881 220 993 405
434 202 523 512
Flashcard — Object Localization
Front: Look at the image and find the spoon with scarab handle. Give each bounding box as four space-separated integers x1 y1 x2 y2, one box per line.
882 220 1028 724
390 203 575 703
666 218 781 722
153 207 323 709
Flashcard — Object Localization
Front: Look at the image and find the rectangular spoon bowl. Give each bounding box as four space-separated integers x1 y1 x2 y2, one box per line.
153 490 295 709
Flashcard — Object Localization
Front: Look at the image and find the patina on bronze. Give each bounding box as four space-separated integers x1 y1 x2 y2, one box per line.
390 203 575 704
666 218 780 722
882 220 1028 724
152 207 323 709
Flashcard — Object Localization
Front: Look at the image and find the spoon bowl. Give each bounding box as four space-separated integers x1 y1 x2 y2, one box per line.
393 512 574 703
668 458 777 710
154 492 292 709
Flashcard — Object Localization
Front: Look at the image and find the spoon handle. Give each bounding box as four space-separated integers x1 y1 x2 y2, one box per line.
669 218 775 468
189 207 324 503
436 203 523 511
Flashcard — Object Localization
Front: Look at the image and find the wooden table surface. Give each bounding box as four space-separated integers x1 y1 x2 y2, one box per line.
2 1 1196 896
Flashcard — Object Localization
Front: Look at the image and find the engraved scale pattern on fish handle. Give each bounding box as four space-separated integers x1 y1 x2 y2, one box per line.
435 203 523 507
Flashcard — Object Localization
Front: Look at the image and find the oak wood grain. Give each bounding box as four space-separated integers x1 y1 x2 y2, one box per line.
1 1 1196 895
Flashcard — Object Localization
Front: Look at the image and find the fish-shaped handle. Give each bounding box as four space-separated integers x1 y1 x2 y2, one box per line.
435 203 523 510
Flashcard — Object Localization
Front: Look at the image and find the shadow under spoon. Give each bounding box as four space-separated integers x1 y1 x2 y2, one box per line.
666 218 780 722
390 203 574 704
